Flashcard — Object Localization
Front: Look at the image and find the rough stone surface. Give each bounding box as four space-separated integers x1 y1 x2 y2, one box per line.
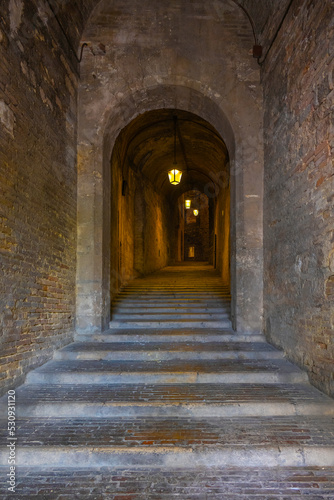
262 0 334 397
77 0 264 334
1 466 334 499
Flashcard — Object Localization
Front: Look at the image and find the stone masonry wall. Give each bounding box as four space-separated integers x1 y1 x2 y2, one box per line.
262 0 334 396
0 1 78 395
78 0 264 334
109 139 170 307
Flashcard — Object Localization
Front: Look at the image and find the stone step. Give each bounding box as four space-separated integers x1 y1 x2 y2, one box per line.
6 383 334 419
2 466 333 498
25 359 309 385
112 299 231 305
111 312 230 321
112 306 230 313
53 341 284 362
120 283 230 294
1 416 334 468
117 292 230 298
75 329 267 343
109 319 232 329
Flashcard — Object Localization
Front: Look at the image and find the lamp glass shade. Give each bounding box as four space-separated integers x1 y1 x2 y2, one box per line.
168 169 182 185
185 199 191 209
193 209 199 216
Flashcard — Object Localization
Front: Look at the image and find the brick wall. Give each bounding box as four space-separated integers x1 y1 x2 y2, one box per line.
0 1 77 394
109 132 171 305
262 0 334 396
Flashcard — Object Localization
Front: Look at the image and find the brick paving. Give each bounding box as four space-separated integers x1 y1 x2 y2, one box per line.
1 416 334 448
26 358 304 374
1 467 334 499
7 382 327 405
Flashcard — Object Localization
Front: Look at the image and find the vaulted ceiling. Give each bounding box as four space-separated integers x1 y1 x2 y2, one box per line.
54 0 290 51
114 109 229 201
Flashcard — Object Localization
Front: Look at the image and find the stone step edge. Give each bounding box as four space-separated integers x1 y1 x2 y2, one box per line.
108 321 232 329
54 351 284 361
111 315 231 320
1 446 334 468
25 371 309 385
112 307 231 311
6 400 334 418
74 333 267 343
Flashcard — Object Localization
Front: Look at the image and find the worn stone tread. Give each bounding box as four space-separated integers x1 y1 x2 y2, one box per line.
57 341 280 353
2 382 334 419
54 341 283 362
1 466 334 499
30 358 303 374
4 382 331 405
1 416 334 448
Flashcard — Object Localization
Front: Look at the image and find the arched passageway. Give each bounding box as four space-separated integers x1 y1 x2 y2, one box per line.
106 109 230 301
76 0 264 336
75 0 264 337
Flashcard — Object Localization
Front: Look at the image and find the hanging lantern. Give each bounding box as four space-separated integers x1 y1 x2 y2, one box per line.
185 199 191 209
168 116 182 185
168 169 182 185
193 209 199 216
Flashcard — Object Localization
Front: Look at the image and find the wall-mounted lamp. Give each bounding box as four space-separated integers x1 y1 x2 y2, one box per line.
168 116 182 185
193 209 199 216
185 199 191 209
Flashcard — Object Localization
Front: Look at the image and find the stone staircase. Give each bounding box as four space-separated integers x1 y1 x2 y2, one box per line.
1 264 334 498
109 265 231 329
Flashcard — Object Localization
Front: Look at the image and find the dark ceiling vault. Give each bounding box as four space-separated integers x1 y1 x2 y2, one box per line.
51 0 286 52
114 109 229 202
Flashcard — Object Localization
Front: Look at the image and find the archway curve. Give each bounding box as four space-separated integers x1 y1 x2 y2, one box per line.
100 84 236 165
77 80 263 334
98 85 236 326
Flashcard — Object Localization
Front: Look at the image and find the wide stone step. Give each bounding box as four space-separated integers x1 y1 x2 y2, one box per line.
109 319 232 329
2 466 333 499
112 299 231 305
25 359 308 385
75 329 268 343
53 341 284 362
1 416 333 468
6 383 334 419
112 306 230 314
118 292 231 296
111 312 230 321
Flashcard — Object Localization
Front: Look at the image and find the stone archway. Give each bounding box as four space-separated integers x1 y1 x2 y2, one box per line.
76 0 264 335
76 84 263 334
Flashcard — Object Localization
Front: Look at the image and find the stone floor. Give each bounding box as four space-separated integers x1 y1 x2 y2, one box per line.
1 264 334 498
1 466 334 499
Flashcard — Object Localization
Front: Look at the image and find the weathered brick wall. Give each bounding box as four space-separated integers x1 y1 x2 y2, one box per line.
262 0 334 396
0 1 77 394
109 137 170 306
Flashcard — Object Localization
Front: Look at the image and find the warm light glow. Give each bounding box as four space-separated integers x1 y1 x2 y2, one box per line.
193 209 199 216
185 199 191 209
168 169 182 185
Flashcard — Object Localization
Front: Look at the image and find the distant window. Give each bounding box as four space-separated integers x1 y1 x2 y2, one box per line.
188 246 195 258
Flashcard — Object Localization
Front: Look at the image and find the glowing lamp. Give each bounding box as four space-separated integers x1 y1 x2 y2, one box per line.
168 169 182 185
193 209 199 216
185 199 191 209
